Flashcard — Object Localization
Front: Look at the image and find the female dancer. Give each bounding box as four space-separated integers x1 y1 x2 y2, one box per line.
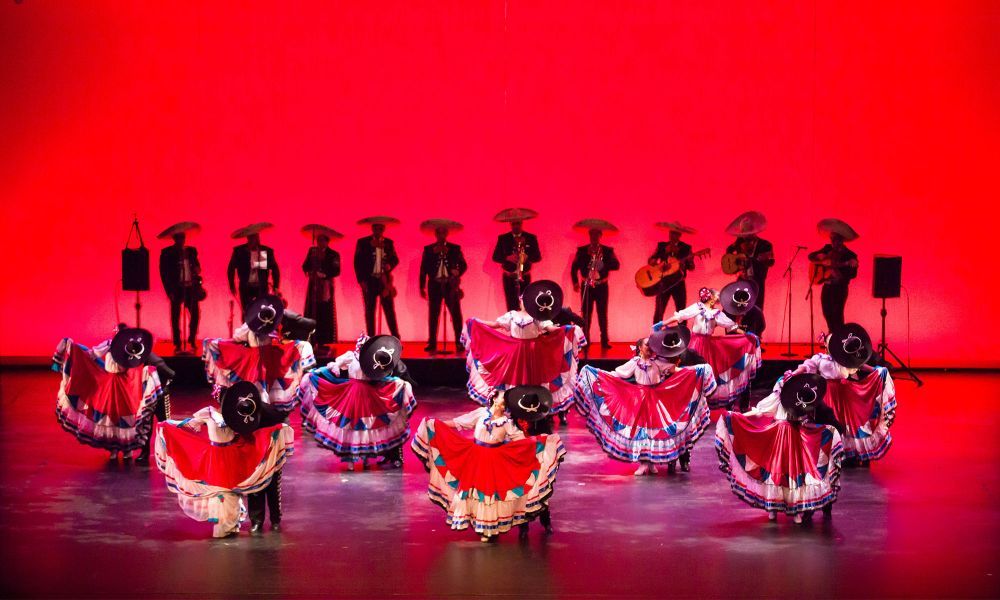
155 382 293 538
203 294 316 410
716 373 845 524
463 280 586 423
411 386 566 543
54 326 164 461
574 327 716 476
655 286 761 409
296 334 417 471
749 323 895 466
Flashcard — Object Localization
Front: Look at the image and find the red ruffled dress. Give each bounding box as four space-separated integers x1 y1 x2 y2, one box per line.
715 411 844 516
574 359 716 464
202 329 316 411
657 303 761 409
411 407 566 537
462 317 586 413
155 416 294 537
296 351 417 461
53 338 163 453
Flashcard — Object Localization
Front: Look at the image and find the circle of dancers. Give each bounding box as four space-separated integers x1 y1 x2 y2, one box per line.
52 209 895 539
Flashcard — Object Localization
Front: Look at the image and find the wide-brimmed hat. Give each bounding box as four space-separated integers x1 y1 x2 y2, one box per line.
359 335 403 380
720 280 759 316
655 221 697 234
493 208 538 223
245 294 284 335
572 218 618 233
110 327 153 368
828 323 873 369
231 222 273 239
780 373 828 419
521 280 563 321
221 381 284 436
420 218 464 234
280 309 316 342
648 325 691 358
724 211 767 236
301 224 343 241
817 218 860 241
505 385 553 423
157 222 201 239
357 216 401 226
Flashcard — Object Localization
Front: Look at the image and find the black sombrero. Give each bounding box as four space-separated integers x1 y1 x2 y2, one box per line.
720 280 759 316
220 381 284 436
648 325 691 358
780 373 828 419
505 385 553 423
828 323 873 369
521 280 563 321
246 294 284 336
359 335 403 380
110 327 153 368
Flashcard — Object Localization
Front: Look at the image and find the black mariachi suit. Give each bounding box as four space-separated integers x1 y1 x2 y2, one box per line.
353 236 400 337
648 241 695 324
302 247 341 345
724 236 774 310
244 377 287 528
570 244 621 345
419 242 468 348
516 415 554 533
808 244 858 332
159 244 202 347
492 232 542 311
227 244 280 315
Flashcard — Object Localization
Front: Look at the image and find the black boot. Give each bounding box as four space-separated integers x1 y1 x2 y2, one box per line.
679 451 691 472
539 509 553 534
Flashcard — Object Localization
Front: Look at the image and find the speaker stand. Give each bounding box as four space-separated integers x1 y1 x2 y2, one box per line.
878 298 923 387
134 290 142 328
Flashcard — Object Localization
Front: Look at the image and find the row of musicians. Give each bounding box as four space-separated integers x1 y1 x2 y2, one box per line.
159 222 857 353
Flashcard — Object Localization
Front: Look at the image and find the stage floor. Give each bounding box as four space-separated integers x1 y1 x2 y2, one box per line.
1 371 998 598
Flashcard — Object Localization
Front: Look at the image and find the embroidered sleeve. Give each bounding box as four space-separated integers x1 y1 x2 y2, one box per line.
452 407 487 431
714 310 738 331
672 303 701 322
614 357 639 379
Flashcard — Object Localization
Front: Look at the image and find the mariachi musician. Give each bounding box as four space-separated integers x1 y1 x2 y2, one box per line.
491 208 542 311
354 216 401 338
157 222 204 354
571 222 620 349
419 220 468 354
227 222 280 316
301 225 342 352
809 218 860 332
647 221 698 325
723 210 775 310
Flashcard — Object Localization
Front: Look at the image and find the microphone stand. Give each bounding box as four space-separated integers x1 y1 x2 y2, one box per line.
806 282 816 356
780 246 804 357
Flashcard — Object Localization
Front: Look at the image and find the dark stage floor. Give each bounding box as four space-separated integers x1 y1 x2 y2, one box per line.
1 370 998 598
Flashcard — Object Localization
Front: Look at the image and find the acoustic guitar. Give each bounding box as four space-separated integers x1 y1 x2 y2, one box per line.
721 252 747 275
634 248 711 297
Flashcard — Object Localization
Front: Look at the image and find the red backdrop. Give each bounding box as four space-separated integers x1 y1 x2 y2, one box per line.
1 1 997 367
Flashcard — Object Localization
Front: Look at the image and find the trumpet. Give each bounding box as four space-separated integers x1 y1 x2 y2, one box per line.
515 237 528 282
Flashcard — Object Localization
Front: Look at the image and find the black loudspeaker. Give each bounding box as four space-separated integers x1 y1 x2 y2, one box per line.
872 255 902 298
122 247 150 291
